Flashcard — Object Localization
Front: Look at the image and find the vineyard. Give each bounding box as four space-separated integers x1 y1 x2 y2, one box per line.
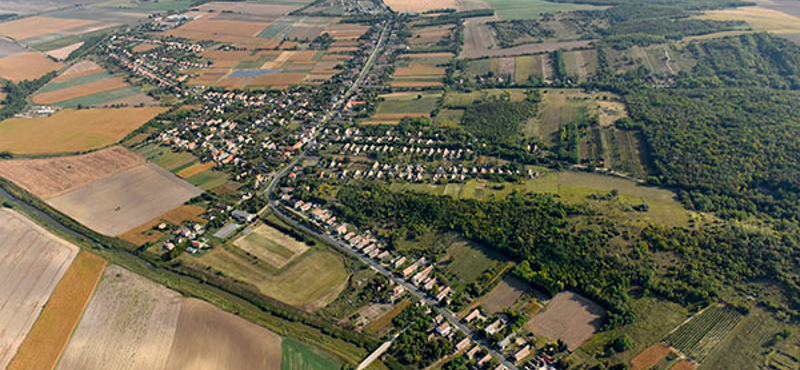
665 305 742 362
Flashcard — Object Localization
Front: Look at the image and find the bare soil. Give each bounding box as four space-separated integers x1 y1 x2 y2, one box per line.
524 291 607 350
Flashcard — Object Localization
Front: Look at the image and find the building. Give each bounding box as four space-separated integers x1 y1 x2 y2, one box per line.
514 345 531 364
231 210 256 223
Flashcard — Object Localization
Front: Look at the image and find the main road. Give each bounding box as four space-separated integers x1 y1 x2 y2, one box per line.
263 20 520 370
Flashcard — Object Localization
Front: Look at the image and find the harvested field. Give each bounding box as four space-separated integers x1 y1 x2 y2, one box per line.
0 38 27 59
7 251 105 370
164 298 283 370
119 204 206 246
481 276 534 314
53 60 103 81
630 344 673 370
132 43 160 53
176 161 215 179
0 146 143 198
0 209 79 369
45 42 83 60
47 163 203 236
32 77 127 105
56 265 183 370
0 16 97 40
0 107 166 155
194 1 301 17
525 291 606 349
699 6 800 34
383 0 459 12
165 18 271 45
234 223 310 269
0 52 63 81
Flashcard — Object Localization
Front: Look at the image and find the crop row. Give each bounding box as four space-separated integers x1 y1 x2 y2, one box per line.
665 305 742 361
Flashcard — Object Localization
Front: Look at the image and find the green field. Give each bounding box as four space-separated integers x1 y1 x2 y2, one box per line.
443 89 529 108
580 297 689 363
434 109 464 127
187 170 229 191
483 0 604 20
441 241 506 287
137 145 198 171
281 337 341 370
375 93 440 114
37 72 114 93
96 0 197 11
54 86 142 108
242 232 297 259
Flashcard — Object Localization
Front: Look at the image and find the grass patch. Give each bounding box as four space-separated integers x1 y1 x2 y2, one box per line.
53 86 142 108
441 241 506 287
281 337 341 370
187 170 229 190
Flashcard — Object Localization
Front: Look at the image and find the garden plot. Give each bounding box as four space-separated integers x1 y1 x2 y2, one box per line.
0 209 79 369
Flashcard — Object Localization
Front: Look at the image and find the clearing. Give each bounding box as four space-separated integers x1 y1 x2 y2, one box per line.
0 209 78 370
47 163 203 236
0 107 167 155
525 291 607 350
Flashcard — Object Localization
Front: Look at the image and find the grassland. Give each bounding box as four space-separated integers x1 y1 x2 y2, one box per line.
234 224 310 269
580 297 689 364
444 88 529 108
483 0 604 20
0 107 166 155
440 241 506 287
281 337 341 370
192 247 349 311
7 251 105 370
0 209 79 370
365 91 442 124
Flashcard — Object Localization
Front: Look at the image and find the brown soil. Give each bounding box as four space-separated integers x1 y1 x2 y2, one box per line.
524 291 607 350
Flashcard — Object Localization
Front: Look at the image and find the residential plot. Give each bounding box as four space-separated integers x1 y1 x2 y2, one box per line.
234 223 310 269
0 146 143 199
164 298 283 370
525 291 607 350
47 163 203 236
56 265 183 370
119 204 207 246
0 209 79 370
0 107 167 155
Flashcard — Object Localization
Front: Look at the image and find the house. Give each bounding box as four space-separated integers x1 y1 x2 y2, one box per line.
393 256 406 268
466 345 481 360
231 210 256 223
412 265 434 285
402 264 418 278
436 286 453 302
485 319 505 335
478 354 493 366
514 345 531 364
343 232 356 241
390 285 405 302
435 322 451 336
494 365 507 370
335 225 348 235
465 309 487 323
456 337 471 352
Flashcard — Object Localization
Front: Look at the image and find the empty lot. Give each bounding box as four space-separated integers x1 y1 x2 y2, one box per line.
47 163 203 236
0 209 78 370
525 291 607 349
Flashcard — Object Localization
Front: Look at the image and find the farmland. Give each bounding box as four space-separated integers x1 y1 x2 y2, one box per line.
364 91 442 125
0 52 63 81
164 298 283 370
390 53 450 88
460 15 594 59
281 337 340 370
191 247 349 311
629 344 674 370
233 223 310 269
382 0 460 13
525 291 607 349
7 251 105 370
56 265 184 370
479 276 538 314
483 0 604 20
0 146 143 199
0 107 167 155
664 305 743 362
32 61 154 108
47 163 203 236
698 6 800 36
0 209 78 370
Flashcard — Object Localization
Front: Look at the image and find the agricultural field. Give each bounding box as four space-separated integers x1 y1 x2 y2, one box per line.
0 16 114 47
281 337 340 370
698 5 800 36
164 298 283 370
363 91 442 125
119 204 206 246
580 297 689 365
7 251 105 370
629 344 675 370
391 53 450 89
191 247 349 311
234 223 310 269
0 146 143 198
478 276 540 314
0 107 167 155
382 0 460 13
32 60 155 108
525 291 607 350
0 209 78 370
460 16 594 59
407 25 455 50
483 0 604 20
607 44 696 76
0 52 63 81
0 0 102 16
47 163 203 236
664 304 743 362
443 88 529 108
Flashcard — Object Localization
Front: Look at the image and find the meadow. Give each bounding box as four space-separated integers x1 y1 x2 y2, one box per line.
365 91 442 124
281 338 340 370
483 0 604 20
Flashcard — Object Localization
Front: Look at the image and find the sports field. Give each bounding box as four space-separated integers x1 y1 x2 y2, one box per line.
0 107 167 155
234 224 310 269
0 209 78 370
47 163 203 236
